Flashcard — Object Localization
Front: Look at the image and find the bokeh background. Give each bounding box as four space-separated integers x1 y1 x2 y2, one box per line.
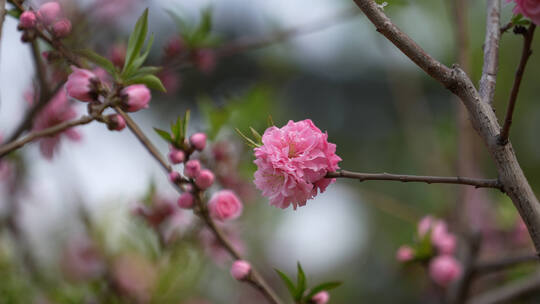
1 0 539 303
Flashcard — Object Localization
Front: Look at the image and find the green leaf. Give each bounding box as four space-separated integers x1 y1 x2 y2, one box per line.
295 262 306 300
274 269 296 299
7 8 22 19
171 118 180 140
249 127 262 144
126 74 166 92
183 110 190 139
305 281 343 299
267 115 275 127
76 49 116 76
125 33 155 76
235 128 260 148
123 8 149 75
130 66 162 78
154 128 173 143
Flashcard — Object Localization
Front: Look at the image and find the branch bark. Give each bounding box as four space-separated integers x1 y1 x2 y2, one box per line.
479 0 501 105
327 170 502 189
473 253 538 274
352 0 540 254
467 270 540 304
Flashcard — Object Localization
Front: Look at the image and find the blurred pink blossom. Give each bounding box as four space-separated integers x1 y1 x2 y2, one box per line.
33 90 81 160
208 190 243 221
396 245 415 262
199 225 245 266
508 0 540 25
60 236 104 282
429 255 462 287
253 119 341 209
112 254 156 303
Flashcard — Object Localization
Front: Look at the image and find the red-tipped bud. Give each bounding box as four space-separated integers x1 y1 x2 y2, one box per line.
19 11 37 29
121 84 151 112
189 132 207 151
195 169 214 190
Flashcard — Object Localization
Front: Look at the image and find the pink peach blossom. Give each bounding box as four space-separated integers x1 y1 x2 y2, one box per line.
208 190 243 221
253 119 341 209
418 215 435 238
52 18 71 37
37 2 62 25
311 291 330 304
509 0 540 25
429 255 462 287
19 11 37 29
121 84 151 112
33 90 80 160
168 148 185 164
177 192 195 209
190 132 207 151
109 43 126 68
396 245 415 262
195 169 214 189
230 260 251 280
184 159 201 178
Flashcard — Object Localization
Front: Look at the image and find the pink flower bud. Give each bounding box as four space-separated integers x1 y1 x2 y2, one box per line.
65 66 98 102
168 148 185 164
208 190 243 221
177 192 195 209
105 114 125 131
38 2 62 25
311 291 330 304
109 44 126 68
430 221 448 243
230 260 251 280
20 11 37 29
396 245 415 262
190 133 207 151
429 255 462 287
194 49 216 73
121 84 151 112
169 171 181 183
418 215 434 238
434 233 457 255
52 19 71 38
184 160 201 178
195 169 214 190
164 37 184 57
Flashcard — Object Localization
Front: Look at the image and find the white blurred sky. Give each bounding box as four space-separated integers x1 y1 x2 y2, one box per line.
0 0 450 269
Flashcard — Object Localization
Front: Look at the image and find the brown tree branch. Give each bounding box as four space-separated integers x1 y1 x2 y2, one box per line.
473 253 539 274
479 0 501 105
352 0 540 255
327 170 502 189
467 270 540 304
0 115 95 157
498 24 536 145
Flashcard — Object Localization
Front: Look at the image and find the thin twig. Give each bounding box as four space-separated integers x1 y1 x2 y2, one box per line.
0 115 95 157
467 270 540 304
0 0 6 45
215 8 359 57
479 0 501 105
327 170 502 189
114 108 283 304
473 254 539 274
498 24 536 145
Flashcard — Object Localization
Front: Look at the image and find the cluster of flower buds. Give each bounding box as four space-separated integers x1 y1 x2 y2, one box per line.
396 215 462 287
18 2 72 41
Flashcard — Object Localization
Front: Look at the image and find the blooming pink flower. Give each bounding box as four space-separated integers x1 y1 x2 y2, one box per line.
429 255 462 287
65 66 98 102
509 0 540 25
195 169 214 189
230 260 251 280
121 84 151 112
396 245 415 262
253 119 341 209
184 159 201 178
52 18 71 37
33 90 80 160
177 192 195 209
19 11 37 29
37 2 62 25
311 291 330 304
168 148 185 164
190 132 207 151
208 190 243 221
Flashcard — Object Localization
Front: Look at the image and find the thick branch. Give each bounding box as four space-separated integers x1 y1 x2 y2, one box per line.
0 116 95 157
327 170 502 189
498 24 536 145
352 0 540 255
467 271 540 304
479 0 501 105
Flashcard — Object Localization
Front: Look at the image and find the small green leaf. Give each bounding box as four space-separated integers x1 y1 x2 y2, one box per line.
171 119 180 141
267 115 275 127
7 8 22 18
183 110 190 139
154 128 173 143
125 33 155 77
123 8 149 74
295 262 306 301
305 281 343 299
274 269 296 299
130 66 162 78
235 128 260 148
126 74 166 92
76 49 116 76
249 127 262 144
